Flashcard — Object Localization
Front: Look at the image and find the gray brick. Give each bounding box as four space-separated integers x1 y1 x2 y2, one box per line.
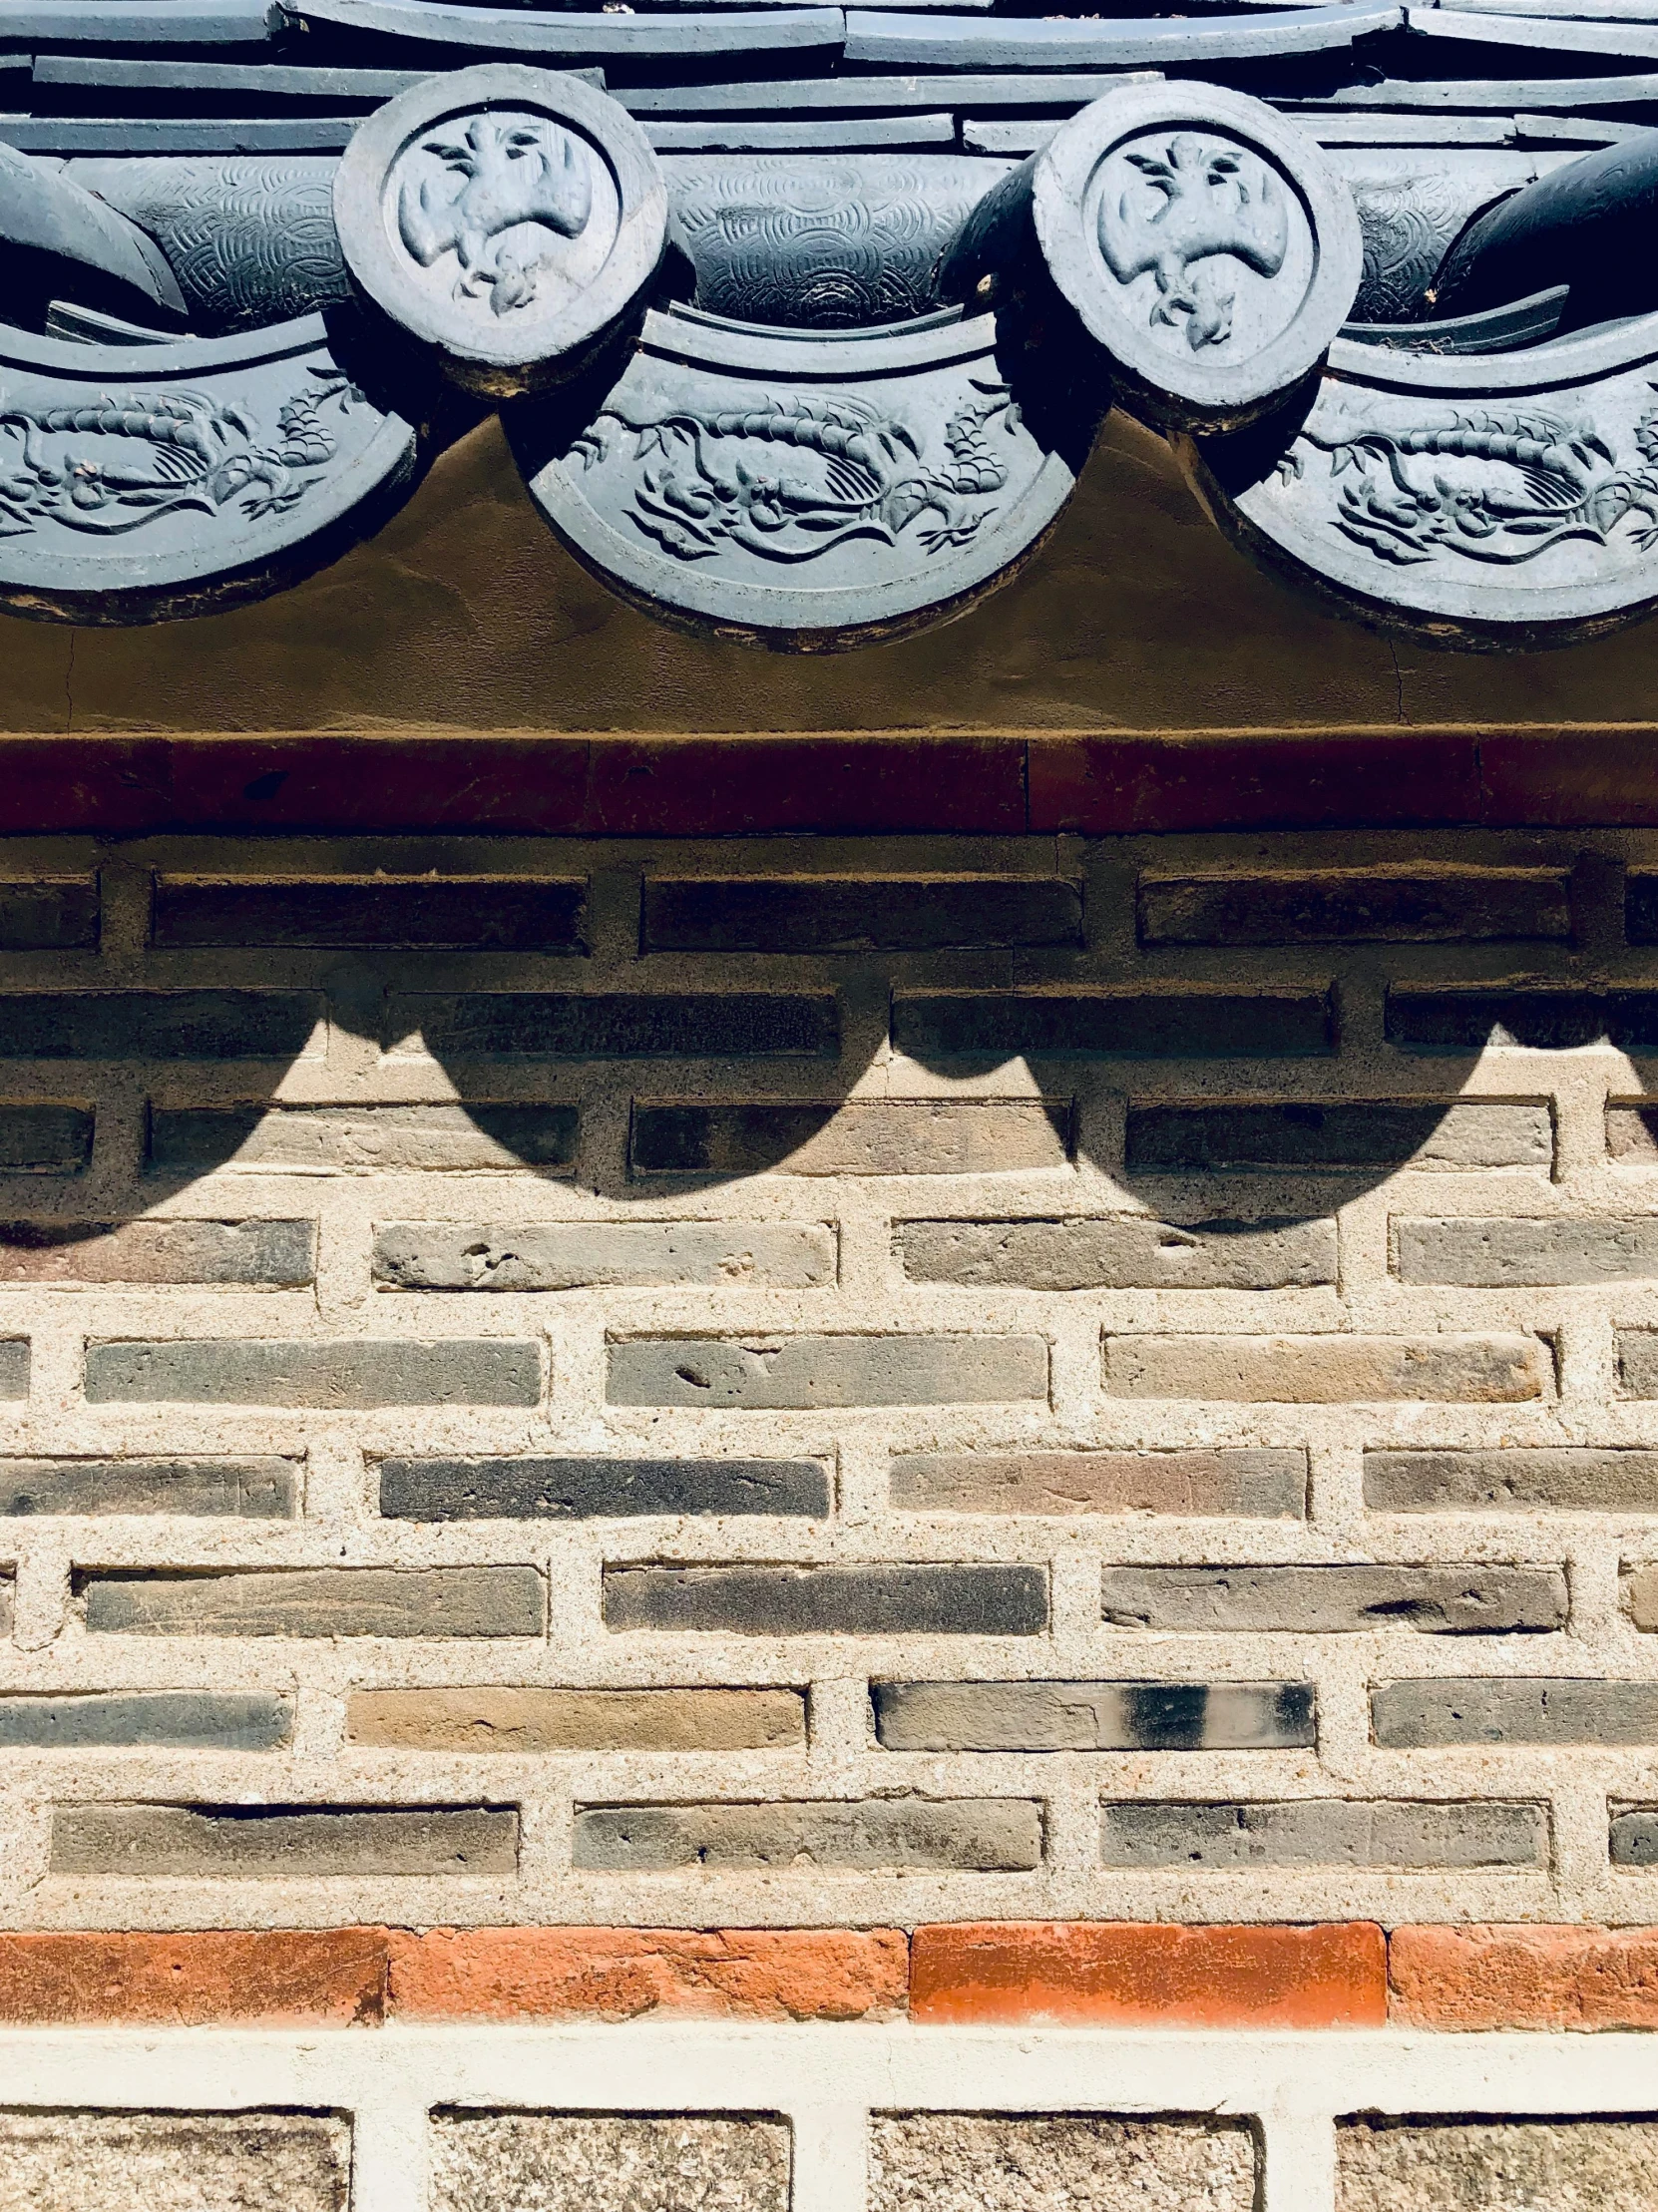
153 876 587 951
347 1685 806 1751
0 1690 291 1749
1611 1808 1658 1864
1100 1564 1565 1633
1388 985 1658 1053
83 1337 541 1406
0 992 321 1060
890 1449 1307 1518
0 1456 300 1517
641 876 1082 952
605 1562 1047 1635
0 1217 314 1285
0 1573 10 1636
1607 1101 1658 1165
0 1101 95 1173
872 1679 1315 1751
50 1803 518 1877
1625 1567 1658 1629
372 1221 834 1291
896 1214 1334 1290
1102 1333 1547 1403
1397 1215 1658 1285
1624 872 1658 943
608 1334 1046 1409
84 1565 547 1637
1138 868 1569 946
1371 1678 1658 1746
1367 1448 1658 1513
1126 1101 1553 1175
149 1102 579 1175
1099 1797 1546 1868
893 987 1335 1060
395 992 837 1059
0 1339 28 1399
1617 1334 1658 1399
379 1455 830 1520
571 1797 1041 1871
0 876 98 950
630 1099 1071 1176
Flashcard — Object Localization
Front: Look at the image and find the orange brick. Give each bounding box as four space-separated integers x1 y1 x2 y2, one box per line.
388 1926 909 2022
910 1922 1387 2028
0 1930 389 2026
1390 1924 1658 2030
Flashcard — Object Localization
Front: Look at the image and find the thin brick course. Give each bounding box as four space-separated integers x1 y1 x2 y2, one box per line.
1137 868 1570 946
152 875 588 951
1372 1679 1658 1745
0 1456 300 1517
51 1804 519 1877
895 1214 1335 1290
872 1681 1315 1751
0 1217 314 1285
372 1221 834 1290
379 1455 830 1520
0 1692 291 1749
889 1449 1307 1517
571 1798 1042 1871
83 1338 542 1406
84 1566 548 1637
150 1102 580 1174
630 1099 1070 1175
604 1563 1048 1635
642 875 1082 951
893 987 1336 1059
607 1334 1047 1408
1101 1334 1547 1403
1100 1564 1565 1633
1098 1799 1547 1868
1125 1100 1552 1174
395 992 838 1058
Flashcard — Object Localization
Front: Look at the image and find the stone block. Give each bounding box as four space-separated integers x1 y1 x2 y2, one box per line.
152 875 588 950
150 1102 580 1174
1397 1215 1658 1284
372 1221 834 1291
1138 868 1569 946
869 2116 1255 2212
395 992 838 1059
1126 1100 1552 1174
430 2115 789 2212
604 1563 1048 1635
896 1213 1334 1289
0 992 321 1060
1388 985 1658 1053
1617 1334 1658 1398
348 1686 806 1751
641 875 1082 951
608 1334 1047 1408
1366 1447 1658 1512
0 2112 351 2212
378 1456 830 1520
0 1102 95 1173
1336 2121 1658 2212
1100 1564 1564 1633
0 1691 291 1749
629 1099 1071 1176
1098 1798 1546 1868
571 1797 1041 1871
872 1680 1315 1751
890 1449 1307 1517
0 876 98 950
1389 1924 1658 2030
1102 1333 1546 1402
0 1217 314 1285
1372 1678 1658 1745
50 1803 518 1877
84 1565 547 1637
84 1338 541 1406
0 1455 300 1517
1610 1809 1658 1864
893 987 1335 1059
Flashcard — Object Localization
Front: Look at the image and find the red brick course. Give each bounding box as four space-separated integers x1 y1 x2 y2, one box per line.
0 1930 390 2025
1390 1924 1658 2031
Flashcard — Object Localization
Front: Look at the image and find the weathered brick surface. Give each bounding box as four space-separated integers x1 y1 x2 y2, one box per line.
0 1691 291 1748
893 987 1336 1059
572 1798 1042 1871
1100 1564 1566 1633
430 2113 788 2212
84 1338 542 1406
1388 985 1658 1052
605 1563 1048 1635
1372 1679 1658 1745
1617 1334 1658 1399
0 1455 300 1517
0 875 98 950
896 1214 1334 1290
1367 1448 1658 1512
889 1448 1307 1517
348 1687 806 1750
1138 868 1570 946
1389 1924 1658 2029
51 1803 519 1877
1397 1215 1658 1285
1099 1799 1546 1869
0 1217 314 1285
0 1340 31 1399
1336 2119 1658 2211
870 2115 1255 2212
153 874 587 950
372 1221 834 1290
85 1566 548 1637
0 2110 352 2212
608 1334 1047 1408
642 876 1082 952
151 1101 580 1173
0 1929 390 2022
378 1455 830 1520
1610 1809 1658 1864
1102 1333 1547 1403
1126 1100 1551 1174
1625 1567 1658 1629
0 1101 94 1172
396 992 838 1058
630 1099 1070 1175
0 992 321 1059
872 1681 1315 1751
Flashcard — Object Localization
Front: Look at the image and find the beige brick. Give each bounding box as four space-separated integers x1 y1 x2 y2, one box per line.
0 1218 314 1286
896 1214 1334 1290
1102 1333 1548 1403
890 1448 1307 1517
50 1804 518 1878
373 1220 834 1290
346 1686 806 1750
629 1099 1070 1176
1397 1215 1658 1285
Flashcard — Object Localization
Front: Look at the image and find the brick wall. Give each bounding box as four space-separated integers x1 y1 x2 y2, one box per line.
4 825 1658 2042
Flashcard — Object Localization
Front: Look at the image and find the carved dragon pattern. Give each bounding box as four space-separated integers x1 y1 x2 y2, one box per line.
571 380 1021 562
0 362 359 537
1280 386 1658 566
